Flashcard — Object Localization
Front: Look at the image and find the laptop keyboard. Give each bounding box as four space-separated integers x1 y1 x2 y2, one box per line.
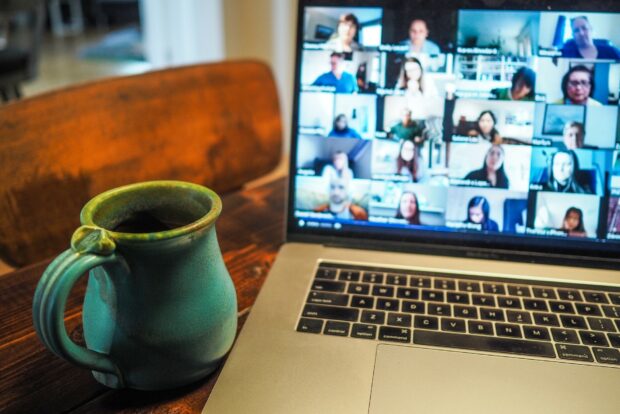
296 263 620 366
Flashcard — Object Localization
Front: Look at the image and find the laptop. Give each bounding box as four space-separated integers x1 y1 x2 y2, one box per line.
205 1 620 412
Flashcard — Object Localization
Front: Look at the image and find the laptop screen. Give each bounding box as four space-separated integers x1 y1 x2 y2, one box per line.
288 0 620 261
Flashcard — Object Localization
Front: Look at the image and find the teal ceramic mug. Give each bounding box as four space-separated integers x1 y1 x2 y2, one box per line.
32 181 237 390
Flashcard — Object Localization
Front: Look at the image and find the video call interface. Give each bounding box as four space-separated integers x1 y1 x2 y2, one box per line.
292 4 620 245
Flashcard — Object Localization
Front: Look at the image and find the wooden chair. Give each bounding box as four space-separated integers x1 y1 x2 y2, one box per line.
0 60 282 267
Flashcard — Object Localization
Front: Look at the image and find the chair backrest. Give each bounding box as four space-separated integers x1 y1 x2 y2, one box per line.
0 60 282 266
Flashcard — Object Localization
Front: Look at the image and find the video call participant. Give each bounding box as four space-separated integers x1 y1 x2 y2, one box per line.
400 19 440 55
328 114 361 138
464 145 510 189
556 65 601 106
312 52 358 93
313 176 368 220
395 56 438 98
561 16 620 60
561 121 585 149
557 207 587 237
609 198 620 234
322 151 354 182
468 110 502 144
491 67 536 101
396 139 425 182
325 13 361 53
395 191 421 225
388 108 424 144
465 196 499 232
541 150 592 194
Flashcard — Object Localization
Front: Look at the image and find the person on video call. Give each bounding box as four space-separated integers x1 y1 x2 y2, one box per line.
328 114 361 138
557 207 588 237
555 65 601 106
314 176 367 220
561 121 586 149
464 145 510 189
322 151 354 182
609 198 620 234
395 191 421 225
541 150 592 194
401 19 441 55
396 139 425 182
468 110 502 144
465 196 499 232
396 56 438 98
388 108 424 144
492 67 536 101
312 52 358 93
561 16 620 60
325 13 361 53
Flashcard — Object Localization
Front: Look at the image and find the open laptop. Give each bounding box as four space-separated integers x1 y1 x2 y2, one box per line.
205 1 620 412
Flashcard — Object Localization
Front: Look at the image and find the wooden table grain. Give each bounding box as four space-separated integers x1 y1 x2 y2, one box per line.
0 177 286 414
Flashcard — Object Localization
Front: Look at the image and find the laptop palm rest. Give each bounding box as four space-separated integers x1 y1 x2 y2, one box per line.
369 344 620 414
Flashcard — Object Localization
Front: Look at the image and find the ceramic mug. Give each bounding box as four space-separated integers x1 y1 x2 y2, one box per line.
33 181 237 390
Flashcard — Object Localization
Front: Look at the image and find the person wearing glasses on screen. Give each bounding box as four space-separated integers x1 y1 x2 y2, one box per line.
555 65 601 106
491 67 536 101
561 16 620 60
557 207 588 238
395 191 421 225
464 145 510 189
468 110 502 144
325 13 361 53
465 196 499 232
313 176 368 221
312 52 358 93
541 150 592 194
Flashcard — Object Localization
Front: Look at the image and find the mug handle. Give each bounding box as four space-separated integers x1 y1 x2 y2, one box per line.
33 225 126 386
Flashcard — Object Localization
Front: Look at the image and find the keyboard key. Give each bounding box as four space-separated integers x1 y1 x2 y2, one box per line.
472 294 495 307
338 270 360 282
523 326 551 341
351 323 377 340
592 347 620 365
379 326 411 343
579 330 609 346
549 301 575 314
410 276 431 288
496 323 522 338
551 328 579 344
422 290 444 302
454 305 478 319
387 313 412 327
372 285 394 297
533 312 560 327
583 292 608 304
506 310 532 324
480 308 505 321
414 331 555 358
386 274 408 286
361 310 385 325
602 305 620 319
587 317 616 332
428 303 452 316
396 287 419 300
303 304 359 322
555 344 593 362
347 283 370 295
609 333 620 348
414 315 439 330
297 318 323 334
507 285 531 297
363 272 384 284
498 296 522 309
447 292 470 304
307 291 349 306
402 300 425 314
458 281 481 293
575 303 601 316
351 295 374 309
376 298 399 311
441 318 466 333
483 282 506 295
532 287 557 300
311 280 345 293
558 289 583 302
315 268 337 280
324 321 350 336
560 315 587 329
468 321 493 335
523 299 548 312
609 293 620 305
435 279 456 290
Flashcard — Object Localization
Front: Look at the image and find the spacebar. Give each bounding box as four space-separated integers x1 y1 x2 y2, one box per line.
414 331 556 358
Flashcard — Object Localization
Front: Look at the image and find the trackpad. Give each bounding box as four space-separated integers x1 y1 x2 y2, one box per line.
369 344 620 414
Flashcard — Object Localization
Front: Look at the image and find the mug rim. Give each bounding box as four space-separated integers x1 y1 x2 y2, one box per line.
80 180 222 242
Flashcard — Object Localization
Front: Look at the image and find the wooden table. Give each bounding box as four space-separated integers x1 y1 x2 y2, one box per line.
0 177 286 414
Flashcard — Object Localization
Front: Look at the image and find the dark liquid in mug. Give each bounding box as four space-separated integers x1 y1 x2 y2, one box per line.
112 210 194 233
